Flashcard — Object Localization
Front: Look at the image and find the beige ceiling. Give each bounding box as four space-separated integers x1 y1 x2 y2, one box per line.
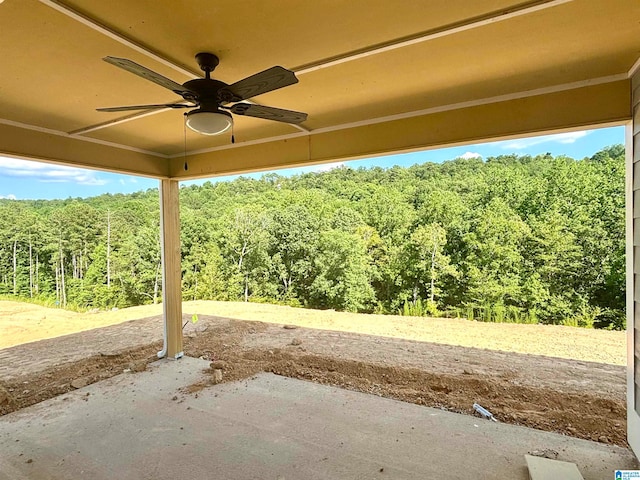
0 0 638 179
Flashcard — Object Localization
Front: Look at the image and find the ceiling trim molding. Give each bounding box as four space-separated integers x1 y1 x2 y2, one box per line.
69 108 175 136
38 0 200 79
293 0 574 75
629 55 640 78
0 118 168 158
0 122 169 178
308 74 628 134
289 122 311 133
168 73 627 158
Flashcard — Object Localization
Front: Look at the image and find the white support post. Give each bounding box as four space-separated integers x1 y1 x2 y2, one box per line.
158 179 183 359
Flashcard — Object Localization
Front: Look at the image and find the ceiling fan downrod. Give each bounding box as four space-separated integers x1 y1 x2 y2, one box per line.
195 52 219 80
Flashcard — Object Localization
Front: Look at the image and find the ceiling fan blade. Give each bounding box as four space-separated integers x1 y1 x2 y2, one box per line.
103 57 190 95
221 66 298 102
228 104 307 124
97 103 192 112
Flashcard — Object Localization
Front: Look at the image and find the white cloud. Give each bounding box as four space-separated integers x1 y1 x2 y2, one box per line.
314 162 346 172
499 131 590 150
118 177 140 186
460 151 482 159
0 194 17 200
0 157 107 186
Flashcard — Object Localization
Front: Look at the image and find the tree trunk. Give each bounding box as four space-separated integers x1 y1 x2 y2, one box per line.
82 241 88 280
153 261 160 305
430 239 437 303
28 235 33 298
35 253 39 295
12 239 17 295
193 265 198 301
59 238 66 307
72 253 78 280
282 275 292 295
107 210 111 288
238 242 249 301
237 242 247 270
55 263 60 303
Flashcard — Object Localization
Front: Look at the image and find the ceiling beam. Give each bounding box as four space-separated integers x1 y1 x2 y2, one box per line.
0 120 169 178
169 80 630 180
170 74 626 159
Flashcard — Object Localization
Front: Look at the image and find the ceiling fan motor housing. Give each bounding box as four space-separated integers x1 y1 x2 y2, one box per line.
195 52 220 74
182 78 229 105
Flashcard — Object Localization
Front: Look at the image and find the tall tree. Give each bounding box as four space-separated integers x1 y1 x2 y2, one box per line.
407 223 456 304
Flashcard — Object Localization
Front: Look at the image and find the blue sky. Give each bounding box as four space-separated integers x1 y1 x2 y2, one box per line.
0 126 625 200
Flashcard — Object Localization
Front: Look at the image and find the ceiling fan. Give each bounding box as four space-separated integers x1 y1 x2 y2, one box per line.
98 52 307 135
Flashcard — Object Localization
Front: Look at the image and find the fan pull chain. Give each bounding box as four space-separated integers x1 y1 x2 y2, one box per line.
231 123 235 144
183 113 188 171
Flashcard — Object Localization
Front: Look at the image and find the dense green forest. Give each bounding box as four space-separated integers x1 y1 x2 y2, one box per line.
0 145 625 328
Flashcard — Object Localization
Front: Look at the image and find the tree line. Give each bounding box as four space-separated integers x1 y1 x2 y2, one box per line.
0 145 625 328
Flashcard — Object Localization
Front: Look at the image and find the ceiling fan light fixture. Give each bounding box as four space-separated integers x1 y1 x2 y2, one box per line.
185 108 233 135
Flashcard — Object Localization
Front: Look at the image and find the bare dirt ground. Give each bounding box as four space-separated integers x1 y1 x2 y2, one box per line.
0 300 629 447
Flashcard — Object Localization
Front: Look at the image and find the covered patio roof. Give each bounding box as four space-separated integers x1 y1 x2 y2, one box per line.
0 0 638 180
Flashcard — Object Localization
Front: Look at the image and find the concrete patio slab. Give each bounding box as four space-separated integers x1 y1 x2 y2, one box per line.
0 357 636 480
